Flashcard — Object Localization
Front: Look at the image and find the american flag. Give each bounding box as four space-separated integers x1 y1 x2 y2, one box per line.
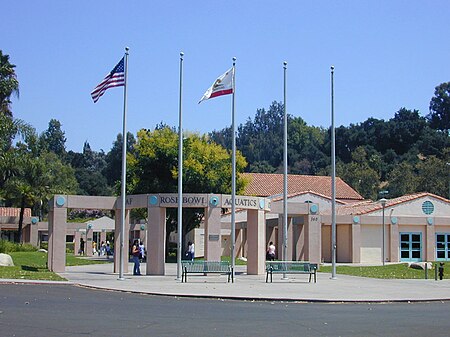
91 57 125 103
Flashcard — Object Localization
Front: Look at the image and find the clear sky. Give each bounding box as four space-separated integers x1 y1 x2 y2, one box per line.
3 1 450 152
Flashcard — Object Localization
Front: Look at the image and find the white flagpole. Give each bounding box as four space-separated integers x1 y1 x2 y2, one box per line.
118 47 129 281
177 52 184 281
283 61 288 278
231 57 237 279
331 65 337 280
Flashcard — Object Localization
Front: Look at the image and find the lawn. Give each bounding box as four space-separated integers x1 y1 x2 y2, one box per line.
319 262 449 279
0 251 111 281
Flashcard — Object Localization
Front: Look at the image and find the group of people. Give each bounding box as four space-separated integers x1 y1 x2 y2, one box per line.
78 238 112 258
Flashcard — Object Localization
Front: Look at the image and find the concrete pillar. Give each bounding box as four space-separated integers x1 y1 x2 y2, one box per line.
351 222 361 263
114 209 130 273
147 207 166 275
294 220 305 261
426 223 435 261
48 205 67 273
100 230 107 244
390 221 399 262
278 215 293 260
266 225 277 248
29 218 39 247
204 206 221 261
86 228 94 256
247 209 266 275
74 231 81 255
235 227 243 258
306 215 322 264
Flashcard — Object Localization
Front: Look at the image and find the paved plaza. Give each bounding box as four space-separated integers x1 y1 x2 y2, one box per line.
3 261 449 303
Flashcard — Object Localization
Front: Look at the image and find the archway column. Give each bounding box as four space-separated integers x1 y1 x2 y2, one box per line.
147 206 166 275
114 209 130 273
204 206 222 261
48 197 68 272
247 209 266 275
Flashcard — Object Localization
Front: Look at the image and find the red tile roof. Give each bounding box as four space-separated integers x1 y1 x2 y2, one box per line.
242 173 364 201
323 192 449 215
0 207 32 217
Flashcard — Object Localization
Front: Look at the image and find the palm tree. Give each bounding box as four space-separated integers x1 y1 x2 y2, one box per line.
0 50 19 117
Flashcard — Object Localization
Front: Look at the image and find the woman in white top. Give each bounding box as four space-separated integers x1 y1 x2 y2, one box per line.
267 241 276 261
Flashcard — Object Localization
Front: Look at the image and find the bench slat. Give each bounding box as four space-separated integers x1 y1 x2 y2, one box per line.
265 261 317 283
181 261 233 283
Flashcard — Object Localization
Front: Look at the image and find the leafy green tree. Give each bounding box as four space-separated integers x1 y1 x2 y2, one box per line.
337 147 381 200
416 155 449 198
66 141 111 196
129 126 247 257
0 51 19 117
386 162 419 198
39 119 67 158
428 82 450 133
4 151 78 242
103 132 136 186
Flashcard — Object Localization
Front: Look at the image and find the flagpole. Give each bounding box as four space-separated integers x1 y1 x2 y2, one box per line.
231 57 237 280
330 65 337 280
282 61 288 279
118 47 129 281
177 52 184 281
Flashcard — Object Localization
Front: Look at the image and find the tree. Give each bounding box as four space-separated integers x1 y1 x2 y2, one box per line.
416 155 448 198
386 162 419 198
0 50 19 117
4 151 78 242
428 82 450 133
337 147 381 200
129 126 247 257
39 119 67 158
103 132 136 186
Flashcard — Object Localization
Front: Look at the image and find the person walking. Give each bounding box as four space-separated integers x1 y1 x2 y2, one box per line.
132 239 141 275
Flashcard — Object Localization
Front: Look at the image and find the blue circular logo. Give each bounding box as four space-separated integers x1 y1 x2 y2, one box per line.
391 217 398 225
87 223 93 229
149 195 158 205
140 224 146 230
259 199 265 209
422 201 434 215
353 216 360 224
210 196 219 206
56 196 66 207
31 217 38 225
310 204 318 214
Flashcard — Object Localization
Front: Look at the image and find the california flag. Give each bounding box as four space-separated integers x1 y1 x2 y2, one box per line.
198 67 234 103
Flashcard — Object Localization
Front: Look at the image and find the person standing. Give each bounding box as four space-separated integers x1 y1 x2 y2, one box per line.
139 240 145 262
132 239 141 275
79 238 85 256
188 241 195 261
267 241 276 261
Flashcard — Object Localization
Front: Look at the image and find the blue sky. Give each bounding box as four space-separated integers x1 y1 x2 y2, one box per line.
3 1 450 152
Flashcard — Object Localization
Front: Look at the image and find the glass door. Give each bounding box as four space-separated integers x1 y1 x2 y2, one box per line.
436 233 450 261
400 232 422 262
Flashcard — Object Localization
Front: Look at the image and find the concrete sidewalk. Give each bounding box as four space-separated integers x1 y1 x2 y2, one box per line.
45 262 450 302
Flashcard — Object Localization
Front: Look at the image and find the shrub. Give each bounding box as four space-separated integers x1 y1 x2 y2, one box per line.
0 240 38 253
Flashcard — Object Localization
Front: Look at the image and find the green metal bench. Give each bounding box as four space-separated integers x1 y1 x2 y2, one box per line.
181 261 234 283
265 261 318 283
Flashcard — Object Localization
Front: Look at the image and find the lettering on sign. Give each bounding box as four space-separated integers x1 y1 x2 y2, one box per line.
159 195 207 206
310 216 319 222
222 197 258 208
126 197 133 205
208 234 220 241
